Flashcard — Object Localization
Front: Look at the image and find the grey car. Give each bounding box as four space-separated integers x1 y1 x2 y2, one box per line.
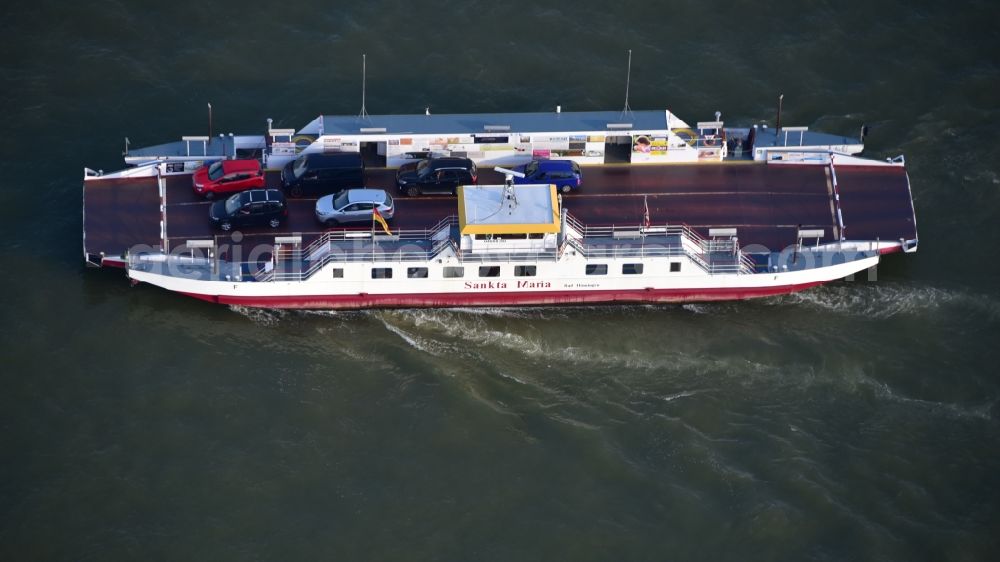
315 188 395 225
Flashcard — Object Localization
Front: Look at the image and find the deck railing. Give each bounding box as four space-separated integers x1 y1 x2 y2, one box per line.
132 211 755 281
299 215 457 259
562 213 753 275
270 242 454 282
266 217 459 282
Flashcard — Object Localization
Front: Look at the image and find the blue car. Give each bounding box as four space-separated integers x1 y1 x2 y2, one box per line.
515 159 582 193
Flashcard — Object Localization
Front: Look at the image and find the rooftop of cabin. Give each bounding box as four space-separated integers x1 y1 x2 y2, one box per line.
458 184 560 235
300 110 681 136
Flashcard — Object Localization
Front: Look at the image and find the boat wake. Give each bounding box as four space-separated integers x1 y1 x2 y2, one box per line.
853 369 996 421
376 309 545 359
770 283 1000 321
376 315 451 357
373 308 756 382
227 305 288 326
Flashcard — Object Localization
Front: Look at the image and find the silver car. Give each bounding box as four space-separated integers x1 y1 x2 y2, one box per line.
315 188 395 225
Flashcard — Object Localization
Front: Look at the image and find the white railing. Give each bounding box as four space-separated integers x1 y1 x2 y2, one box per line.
133 212 759 282
563 213 753 275
270 221 459 282
271 243 454 281
454 247 560 263
253 264 274 282
299 215 457 259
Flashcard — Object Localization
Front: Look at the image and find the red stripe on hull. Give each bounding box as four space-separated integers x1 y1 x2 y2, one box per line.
178 282 826 310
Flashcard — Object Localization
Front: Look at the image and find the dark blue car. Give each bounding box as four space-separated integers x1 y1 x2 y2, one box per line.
514 159 582 193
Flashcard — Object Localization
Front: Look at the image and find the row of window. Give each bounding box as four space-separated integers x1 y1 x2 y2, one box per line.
331 262 682 279
473 233 546 240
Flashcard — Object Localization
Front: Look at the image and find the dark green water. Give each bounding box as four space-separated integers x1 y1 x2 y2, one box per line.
2 1 999 560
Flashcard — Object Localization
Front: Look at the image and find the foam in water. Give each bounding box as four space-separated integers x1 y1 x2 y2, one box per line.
853 370 994 421
773 283 1000 321
662 389 712 402
228 305 287 326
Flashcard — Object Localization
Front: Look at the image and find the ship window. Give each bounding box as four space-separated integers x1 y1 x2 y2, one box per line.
622 263 644 275
443 266 464 278
527 233 544 239
514 265 536 277
586 264 608 275
670 262 681 273
331 268 344 278
407 267 429 279
371 267 393 279
479 266 501 277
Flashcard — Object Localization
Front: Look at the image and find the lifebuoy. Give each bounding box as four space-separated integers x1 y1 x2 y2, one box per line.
291 135 317 151
672 128 697 147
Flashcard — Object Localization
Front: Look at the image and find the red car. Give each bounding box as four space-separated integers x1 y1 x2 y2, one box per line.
192 159 265 199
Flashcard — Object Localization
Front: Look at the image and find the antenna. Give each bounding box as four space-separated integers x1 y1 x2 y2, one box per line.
494 166 524 210
775 93 784 136
358 53 370 120
207 102 213 140
494 167 525 183
620 49 633 119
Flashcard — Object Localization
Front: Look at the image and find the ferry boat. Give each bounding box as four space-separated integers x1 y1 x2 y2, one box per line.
84 107 918 309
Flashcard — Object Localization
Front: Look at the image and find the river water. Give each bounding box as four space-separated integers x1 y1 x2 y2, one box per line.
2 1 999 560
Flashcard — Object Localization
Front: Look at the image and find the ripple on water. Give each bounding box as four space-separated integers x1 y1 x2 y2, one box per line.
773 283 1000 322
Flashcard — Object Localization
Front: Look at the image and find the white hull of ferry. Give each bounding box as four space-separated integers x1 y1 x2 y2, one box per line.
128 250 880 310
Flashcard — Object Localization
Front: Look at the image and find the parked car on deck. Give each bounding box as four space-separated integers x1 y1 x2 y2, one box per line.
315 189 394 225
209 189 287 231
281 152 365 198
395 156 477 196
514 159 582 193
191 159 265 199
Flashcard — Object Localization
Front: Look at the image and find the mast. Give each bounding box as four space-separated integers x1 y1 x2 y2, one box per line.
620 49 633 120
359 53 370 120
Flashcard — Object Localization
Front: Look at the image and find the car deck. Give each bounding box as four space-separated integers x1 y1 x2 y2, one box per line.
83 162 917 266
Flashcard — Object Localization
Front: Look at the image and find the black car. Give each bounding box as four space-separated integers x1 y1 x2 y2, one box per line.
281 152 365 198
395 156 478 196
209 189 287 231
